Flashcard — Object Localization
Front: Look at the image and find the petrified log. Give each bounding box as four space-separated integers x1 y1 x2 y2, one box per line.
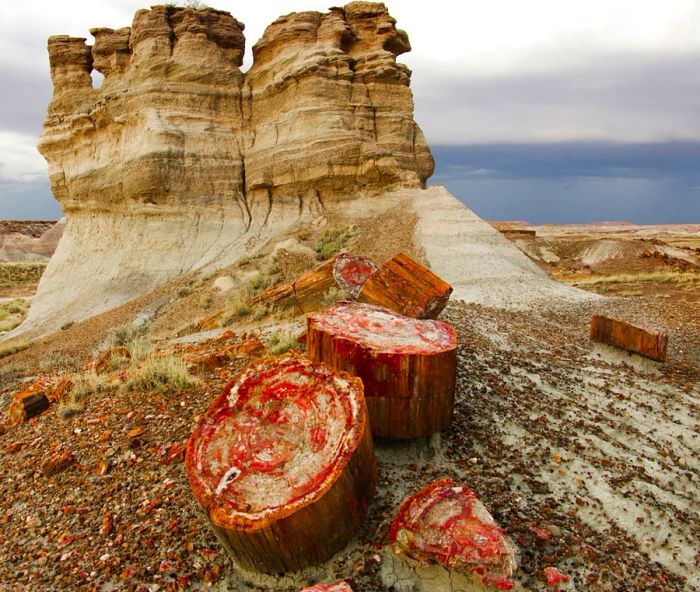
185 353 376 574
307 302 457 439
6 391 50 426
590 314 668 362
389 478 517 591
251 253 377 314
357 253 452 319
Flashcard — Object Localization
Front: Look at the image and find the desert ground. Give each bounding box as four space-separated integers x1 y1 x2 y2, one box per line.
0 219 697 592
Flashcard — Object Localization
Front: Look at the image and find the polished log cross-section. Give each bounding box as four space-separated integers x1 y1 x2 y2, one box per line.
185 353 376 574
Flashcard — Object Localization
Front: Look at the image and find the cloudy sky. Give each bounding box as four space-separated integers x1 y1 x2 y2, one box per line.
1 0 699 222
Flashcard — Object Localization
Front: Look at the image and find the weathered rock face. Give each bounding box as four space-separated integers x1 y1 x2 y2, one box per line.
39 2 431 217
245 2 433 204
40 6 247 212
26 2 433 333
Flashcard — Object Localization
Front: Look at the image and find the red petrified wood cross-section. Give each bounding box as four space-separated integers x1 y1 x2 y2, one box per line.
389 478 517 590
307 302 457 439
251 253 377 314
185 353 376 574
590 314 668 362
357 252 453 319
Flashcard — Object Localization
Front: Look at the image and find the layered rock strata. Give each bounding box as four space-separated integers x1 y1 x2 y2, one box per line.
20 2 588 335
27 2 433 333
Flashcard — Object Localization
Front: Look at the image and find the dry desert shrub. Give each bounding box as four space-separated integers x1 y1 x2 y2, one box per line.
314 226 355 260
265 329 302 355
123 354 196 394
58 371 110 418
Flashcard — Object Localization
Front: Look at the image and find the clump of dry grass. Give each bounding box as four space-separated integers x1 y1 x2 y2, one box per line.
0 263 45 287
0 298 30 332
265 329 302 355
123 354 196 393
314 226 355 260
319 287 351 308
58 371 111 418
0 340 30 360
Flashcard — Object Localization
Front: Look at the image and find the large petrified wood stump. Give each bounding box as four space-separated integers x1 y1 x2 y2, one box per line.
251 253 377 314
185 353 376 574
307 302 457 439
590 314 668 362
357 253 452 319
389 478 517 591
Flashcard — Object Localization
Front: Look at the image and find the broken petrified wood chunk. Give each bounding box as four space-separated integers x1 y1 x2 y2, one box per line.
92 346 131 373
5 378 57 426
251 253 377 314
301 582 353 592
590 314 668 362
185 353 376 574
389 478 517 591
357 253 452 319
307 302 457 439
41 450 76 477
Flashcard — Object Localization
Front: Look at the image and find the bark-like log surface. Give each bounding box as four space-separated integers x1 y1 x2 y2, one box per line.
590 314 668 362
252 253 377 314
389 477 517 591
307 302 457 439
185 353 376 574
357 253 452 319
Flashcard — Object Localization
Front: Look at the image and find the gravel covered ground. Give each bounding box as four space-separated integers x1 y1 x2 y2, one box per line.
0 295 698 592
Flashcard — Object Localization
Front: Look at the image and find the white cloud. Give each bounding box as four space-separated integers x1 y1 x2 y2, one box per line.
0 132 47 183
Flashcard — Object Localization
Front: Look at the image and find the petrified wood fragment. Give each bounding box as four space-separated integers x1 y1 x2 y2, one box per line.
590 314 668 362
252 253 377 314
307 302 457 439
389 478 517 590
5 378 70 426
185 353 376 574
357 253 452 319
301 582 353 592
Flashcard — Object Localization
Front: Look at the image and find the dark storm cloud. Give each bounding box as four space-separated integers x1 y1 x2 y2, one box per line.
412 52 700 143
0 178 61 220
0 67 52 135
432 142 700 224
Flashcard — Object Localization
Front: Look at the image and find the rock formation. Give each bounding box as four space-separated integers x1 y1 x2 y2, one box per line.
17 2 585 335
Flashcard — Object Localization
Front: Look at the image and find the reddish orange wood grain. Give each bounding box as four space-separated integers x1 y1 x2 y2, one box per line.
356 253 452 319
590 314 668 362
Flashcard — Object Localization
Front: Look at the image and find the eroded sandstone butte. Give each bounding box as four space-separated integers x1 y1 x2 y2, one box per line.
20 2 583 336
27 2 433 333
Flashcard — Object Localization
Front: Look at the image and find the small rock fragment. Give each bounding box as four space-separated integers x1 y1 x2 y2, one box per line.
544 566 569 586
41 450 75 477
